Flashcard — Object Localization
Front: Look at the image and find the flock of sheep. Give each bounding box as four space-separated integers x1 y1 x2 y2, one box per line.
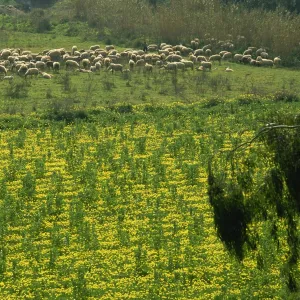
0 38 282 81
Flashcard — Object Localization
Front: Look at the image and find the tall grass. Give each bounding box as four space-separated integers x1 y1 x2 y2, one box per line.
59 0 300 57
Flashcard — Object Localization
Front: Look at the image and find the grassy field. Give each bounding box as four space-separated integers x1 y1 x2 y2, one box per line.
1 31 300 299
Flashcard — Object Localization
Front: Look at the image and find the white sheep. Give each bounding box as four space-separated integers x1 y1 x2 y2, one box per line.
274 56 281 66
260 59 274 67
209 54 221 64
25 68 39 78
107 63 123 73
175 61 185 71
165 62 177 71
105 45 115 52
35 61 46 70
136 59 145 67
90 45 101 51
129 59 135 70
53 62 60 72
225 67 233 72
71 45 77 55
200 61 212 71
65 60 80 70
196 56 207 63
17 64 28 76
261 51 268 59
144 63 153 72
181 60 194 70
40 72 52 79
233 54 243 63
222 52 232 60
0 65 7 75
81 58 91 69
194 48 204 56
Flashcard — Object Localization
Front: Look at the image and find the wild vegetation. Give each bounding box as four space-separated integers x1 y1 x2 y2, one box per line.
0 0 300 298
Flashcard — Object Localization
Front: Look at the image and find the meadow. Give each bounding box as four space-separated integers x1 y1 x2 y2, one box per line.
1 31 300 299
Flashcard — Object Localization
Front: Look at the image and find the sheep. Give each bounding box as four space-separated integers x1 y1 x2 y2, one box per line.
103 57 111 67
129 59 136 70
200 61 212 71
136 59 145 67
53 62 60 72
194 48 204 56
203 44 212 51
274 56 281 66
165 62 177 71
105 45 115 52
47 50 62 62
3 75 14 80
35 61 46 70
107 63 123 73
0 65 8 75
196 56 207 63
0 49 11 60
144 63 153 72
17 64 28 76
95 62 101 71
241 55 252 64
90 45 100 51
233 54 243 63
175 61 185 71
209 54 221 64
71 45 77 55
80 52 90 59
46 61 54 69
222 52 232 61
261 59 274 67
40 72 52 79
181 60 194 70
205 49 212 56
256 48 266 56
225 67 233 72
65 60 80 70
260 51 268 59
243 49 252 56
81 58 91 69
25 68 39 78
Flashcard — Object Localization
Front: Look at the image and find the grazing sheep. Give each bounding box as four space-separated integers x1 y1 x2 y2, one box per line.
0 49 11 60
17 64 28 76
136 59 145 67
35 61 46 70
261 59 274 67
243 49 252 56
105 45 115 52
65 60 80 70
107 63 123 73
196 56 207 63
46 61 54 69
222 52 232 61
256 48 266 56
82 58 91 69
47 50 62 62
144 63 153 72
200 61 212 71
25 68 39 78
0 65 8 75
71 45 77 55
241 55 252 64
205 49 212 56
175 61 185 71
165 62 177 71
95 62 101 71
233 54 243 63
53 62 60 72
129 59 135 70
209 54 222 64
181 60 194 70
194 48 204 56
104 57 111 67
90 45 100 51
274 56 281 66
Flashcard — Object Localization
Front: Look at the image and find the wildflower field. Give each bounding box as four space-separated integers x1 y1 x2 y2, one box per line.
0 98 298 299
